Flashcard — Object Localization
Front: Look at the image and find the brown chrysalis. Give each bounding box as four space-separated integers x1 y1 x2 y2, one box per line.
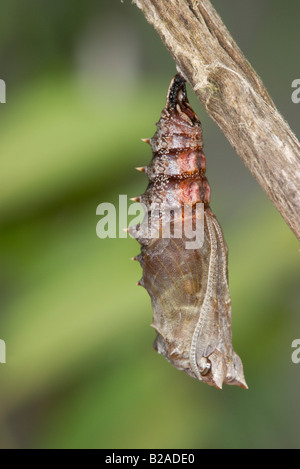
131 74 247 389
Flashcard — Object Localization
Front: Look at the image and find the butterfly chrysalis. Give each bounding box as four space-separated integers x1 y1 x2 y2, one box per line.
131 74 247 389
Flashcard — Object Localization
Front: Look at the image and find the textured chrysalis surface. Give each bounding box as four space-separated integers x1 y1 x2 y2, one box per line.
132 74 247 389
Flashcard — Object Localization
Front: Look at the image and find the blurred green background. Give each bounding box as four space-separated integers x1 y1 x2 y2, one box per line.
0 0 299 449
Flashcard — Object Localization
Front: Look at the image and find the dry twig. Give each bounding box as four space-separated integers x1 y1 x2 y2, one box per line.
133 0 300 240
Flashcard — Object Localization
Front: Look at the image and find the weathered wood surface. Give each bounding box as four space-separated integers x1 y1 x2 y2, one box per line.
133 0 300 240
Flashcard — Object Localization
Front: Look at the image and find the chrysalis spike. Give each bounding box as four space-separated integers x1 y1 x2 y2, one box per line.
135 166 147 173
130 196 141 203
141 138 150 144
131 256 142 262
